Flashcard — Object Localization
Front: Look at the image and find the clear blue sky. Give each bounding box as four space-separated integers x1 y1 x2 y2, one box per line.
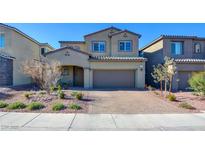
8 23 205 49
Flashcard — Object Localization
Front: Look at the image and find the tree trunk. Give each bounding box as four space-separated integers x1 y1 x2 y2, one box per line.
165 80 167 97
160 80 163 96
169 75 173 94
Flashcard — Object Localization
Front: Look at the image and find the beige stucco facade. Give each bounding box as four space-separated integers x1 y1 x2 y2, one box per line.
0 24 146 89
46 27 146 89
0 24 54 86
46 47 145 89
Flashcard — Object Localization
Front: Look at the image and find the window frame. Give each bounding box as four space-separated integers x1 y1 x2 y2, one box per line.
61 67 70 76
0 33 5 49
118 40 132 52
194 42 201 54
91 41 106 53
171 41 184 55
41 48 45 55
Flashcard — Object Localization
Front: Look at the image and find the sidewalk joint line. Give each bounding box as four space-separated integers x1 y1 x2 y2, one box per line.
67 113 77 131
22 113 41 128
0 112 9 118
111 114 118 129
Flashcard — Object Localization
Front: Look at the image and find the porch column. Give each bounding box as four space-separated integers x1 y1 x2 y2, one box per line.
84 68 90 88
172 72 179 91
136 63 145 89
135 69 138 88
89 69 93 88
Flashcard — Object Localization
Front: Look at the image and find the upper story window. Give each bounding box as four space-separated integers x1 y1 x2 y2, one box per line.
194 43 201 53
139 51 144 57
92 41 105 52
171 41 184 55
0 33 5 48
119 40 132 52
41 48 46 55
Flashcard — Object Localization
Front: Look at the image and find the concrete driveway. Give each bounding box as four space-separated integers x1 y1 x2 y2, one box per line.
87 90 189 114
1 112 205 131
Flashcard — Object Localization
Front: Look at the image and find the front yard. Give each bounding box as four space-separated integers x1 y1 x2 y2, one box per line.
0 87 92 113
0 86 204 114
150 89 205 112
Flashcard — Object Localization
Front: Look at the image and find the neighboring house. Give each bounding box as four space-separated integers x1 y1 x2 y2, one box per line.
46 27 146 89
0 23 54 86
141 35 205 90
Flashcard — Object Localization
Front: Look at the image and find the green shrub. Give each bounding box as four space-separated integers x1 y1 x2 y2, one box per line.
52 103 65 111
27 102 45 110
50 85 55 92
0 101 8 108
166 94 176 101
24 93 30 99
188 72 205 96
69 103 82 110
76 92 83 100
71 91 83 100
58 91 65 99
39 91 46 95
147 85 155 91
153 91 160 95
24 92 33 99
7 102 26 110
179 103 196 110
58 85 62 91
71 91 78 97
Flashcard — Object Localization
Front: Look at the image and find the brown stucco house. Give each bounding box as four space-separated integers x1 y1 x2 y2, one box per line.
141 35 205 90
45 27 147 89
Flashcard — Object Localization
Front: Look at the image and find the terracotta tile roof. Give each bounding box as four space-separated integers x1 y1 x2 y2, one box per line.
175 58 205 63
161 35 198 39
89 56 147 62
58 41 85 44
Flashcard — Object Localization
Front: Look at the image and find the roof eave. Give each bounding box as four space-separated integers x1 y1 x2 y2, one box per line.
84 26 121 38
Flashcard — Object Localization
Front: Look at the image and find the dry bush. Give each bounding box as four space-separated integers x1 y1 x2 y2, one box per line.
21 58 61 93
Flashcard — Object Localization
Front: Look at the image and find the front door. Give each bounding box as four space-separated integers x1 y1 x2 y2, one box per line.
73 66 84 87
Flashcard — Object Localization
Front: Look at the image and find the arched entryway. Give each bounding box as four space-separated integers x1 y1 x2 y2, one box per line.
61 65 84 87
73 66 84 87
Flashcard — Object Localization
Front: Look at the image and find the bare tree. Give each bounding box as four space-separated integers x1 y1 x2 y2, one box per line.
21 57 62 93
152 64 164 96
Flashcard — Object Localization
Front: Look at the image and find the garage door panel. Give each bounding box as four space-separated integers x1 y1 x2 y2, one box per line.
93 70 135 88
178 71 192 90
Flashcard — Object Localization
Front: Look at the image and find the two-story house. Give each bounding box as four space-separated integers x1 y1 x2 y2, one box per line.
45 27 146 89
142 35 205 90
0 23 54 86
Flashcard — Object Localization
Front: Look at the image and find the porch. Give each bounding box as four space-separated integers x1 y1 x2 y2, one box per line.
60 65 91 88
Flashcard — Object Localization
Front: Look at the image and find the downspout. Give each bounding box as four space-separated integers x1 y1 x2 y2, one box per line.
109 35 112 56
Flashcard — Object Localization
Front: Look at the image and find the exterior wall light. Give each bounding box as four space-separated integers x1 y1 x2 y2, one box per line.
139 65 143 71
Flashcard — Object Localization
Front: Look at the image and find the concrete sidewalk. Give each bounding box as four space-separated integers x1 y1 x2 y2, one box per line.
1 112 205 131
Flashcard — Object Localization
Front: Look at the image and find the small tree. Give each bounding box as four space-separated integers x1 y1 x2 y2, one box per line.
164 57 176 94
21 58 62 93
188 72 205 96
151 64 164 95
151 56 176 96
